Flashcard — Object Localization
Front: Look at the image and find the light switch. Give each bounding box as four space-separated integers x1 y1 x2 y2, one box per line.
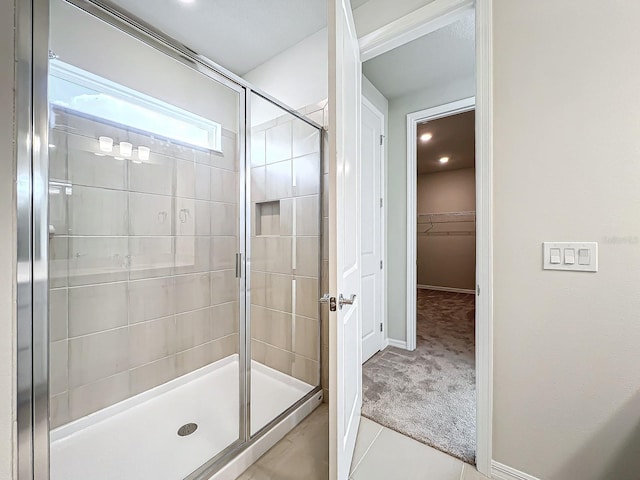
564 248 575 264
543 242 598 272
578 248 590 265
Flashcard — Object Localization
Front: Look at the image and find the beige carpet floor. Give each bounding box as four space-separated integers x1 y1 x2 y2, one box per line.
361 289 476 464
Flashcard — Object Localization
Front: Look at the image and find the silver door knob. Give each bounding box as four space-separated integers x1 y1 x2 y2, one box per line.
320 293 336 311
338 294 356 310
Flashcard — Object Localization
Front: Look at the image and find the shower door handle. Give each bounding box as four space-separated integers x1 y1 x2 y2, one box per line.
338 294 356 310
235 253 242 278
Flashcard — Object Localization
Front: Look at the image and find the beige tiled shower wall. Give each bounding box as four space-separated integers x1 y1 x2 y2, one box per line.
48 108 239 428
250 101 328 390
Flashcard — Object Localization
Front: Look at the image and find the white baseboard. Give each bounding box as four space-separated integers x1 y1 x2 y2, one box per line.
386 338 408 349
491 461 540 480
417 284 475 295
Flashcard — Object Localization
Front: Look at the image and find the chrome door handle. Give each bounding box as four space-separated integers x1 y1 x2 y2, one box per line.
320 293 337 311
338 294 356 310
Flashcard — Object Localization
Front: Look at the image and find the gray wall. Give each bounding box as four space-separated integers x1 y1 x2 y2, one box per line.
386 76 475 342
0 0 15 477
493 1 640 478
417 168 475 290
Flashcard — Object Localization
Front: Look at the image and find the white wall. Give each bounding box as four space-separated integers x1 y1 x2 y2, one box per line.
493 1 640 479
362 75 388 117
0 0 15 478
353 0 437 37
386 75 475 341
243 28 328 115
51 0 239 132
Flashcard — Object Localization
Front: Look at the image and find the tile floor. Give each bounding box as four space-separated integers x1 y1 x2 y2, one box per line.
236 405 489 480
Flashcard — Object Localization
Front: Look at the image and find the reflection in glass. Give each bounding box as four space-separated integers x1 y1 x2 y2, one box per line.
249 93 322 435
48 2 240 479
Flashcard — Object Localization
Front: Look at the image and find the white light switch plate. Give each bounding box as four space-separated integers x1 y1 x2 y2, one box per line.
543 242 598 272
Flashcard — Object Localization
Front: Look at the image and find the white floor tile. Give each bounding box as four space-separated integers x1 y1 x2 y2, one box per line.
350 426 463 480
350 417 383 474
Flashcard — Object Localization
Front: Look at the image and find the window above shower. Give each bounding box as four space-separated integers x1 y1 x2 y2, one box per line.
49 59 222 152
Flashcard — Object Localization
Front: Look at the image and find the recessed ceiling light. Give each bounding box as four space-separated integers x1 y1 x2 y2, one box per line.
420 133 433 143
178 0 195 4
439 157 449 164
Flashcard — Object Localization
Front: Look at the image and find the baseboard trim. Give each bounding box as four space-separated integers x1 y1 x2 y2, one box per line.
417 284 475 295
386 338 408 349
491 461 540 480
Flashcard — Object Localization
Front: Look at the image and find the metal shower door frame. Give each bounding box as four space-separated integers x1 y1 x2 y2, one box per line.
16 0 324 479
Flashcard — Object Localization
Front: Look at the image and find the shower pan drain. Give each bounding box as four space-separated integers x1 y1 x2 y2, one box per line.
177 423 198 437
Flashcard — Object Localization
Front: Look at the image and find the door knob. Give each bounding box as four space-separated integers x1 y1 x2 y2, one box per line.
320 293 337 311
338 294 356 310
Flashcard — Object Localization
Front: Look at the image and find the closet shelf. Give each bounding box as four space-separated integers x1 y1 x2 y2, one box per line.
417 211 475 235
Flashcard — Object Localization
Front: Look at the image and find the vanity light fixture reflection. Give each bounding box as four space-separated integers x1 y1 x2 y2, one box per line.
99 136 113 152
138 146 150 161
119 141 133 157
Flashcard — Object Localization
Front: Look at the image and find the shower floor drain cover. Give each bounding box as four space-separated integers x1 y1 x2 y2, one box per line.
177 423 198 436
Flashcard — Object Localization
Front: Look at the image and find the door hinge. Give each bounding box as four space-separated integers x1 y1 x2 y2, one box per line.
380 323 383 332
380 197 383 208
380 134 384 146
477 284 480 296
380 260 383 270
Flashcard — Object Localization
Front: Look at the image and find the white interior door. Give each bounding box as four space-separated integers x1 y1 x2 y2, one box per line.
329 0 362 478
360 98 384 363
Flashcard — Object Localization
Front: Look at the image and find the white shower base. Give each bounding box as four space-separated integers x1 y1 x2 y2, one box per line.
51 355 315 480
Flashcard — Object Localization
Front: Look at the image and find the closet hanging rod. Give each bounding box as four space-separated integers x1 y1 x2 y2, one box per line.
417 231 476 236
417 211 476 224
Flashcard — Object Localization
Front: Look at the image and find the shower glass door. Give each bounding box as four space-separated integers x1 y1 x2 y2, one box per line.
48 1 244 478
249 93 322 435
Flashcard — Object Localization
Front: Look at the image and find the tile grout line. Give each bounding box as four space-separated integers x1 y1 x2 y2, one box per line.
350 423 384 477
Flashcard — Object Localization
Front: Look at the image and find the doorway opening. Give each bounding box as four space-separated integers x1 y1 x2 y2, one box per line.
359 7 480 466
413 105 476 462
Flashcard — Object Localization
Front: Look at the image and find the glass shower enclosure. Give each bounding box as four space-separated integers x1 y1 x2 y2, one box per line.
40 0 323 478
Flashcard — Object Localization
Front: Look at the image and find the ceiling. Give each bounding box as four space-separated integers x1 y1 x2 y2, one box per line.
362 10 475 99
350 0 370 9
108 0 327 76
417 110 475 174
